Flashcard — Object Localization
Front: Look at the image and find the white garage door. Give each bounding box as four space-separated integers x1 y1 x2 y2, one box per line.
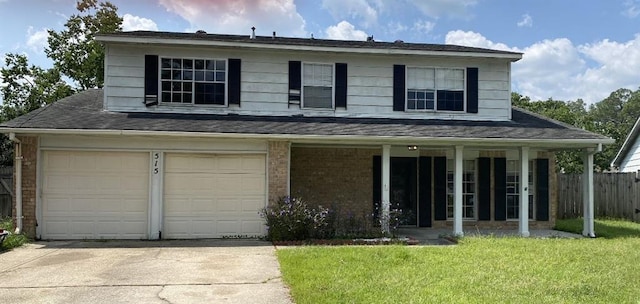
41 151 149 239
163 153 266 238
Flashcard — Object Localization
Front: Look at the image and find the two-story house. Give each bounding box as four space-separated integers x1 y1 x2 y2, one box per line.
0 30 612 240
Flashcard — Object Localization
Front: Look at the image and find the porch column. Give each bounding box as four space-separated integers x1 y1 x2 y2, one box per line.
582 150 595 237
519 147 530 237
381 145 391 234
453 145 464 236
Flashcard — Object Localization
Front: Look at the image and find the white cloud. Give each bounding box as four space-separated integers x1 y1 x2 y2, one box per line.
325 21 368 40
158 0 306 37
26 27 49 54
622 0 640 18
445 30 515 51
445 30 640 105
412 20 435 34
122 14 158 31
517 14 533 27
386 21 408 36
322 0 379 28
409 0 477 19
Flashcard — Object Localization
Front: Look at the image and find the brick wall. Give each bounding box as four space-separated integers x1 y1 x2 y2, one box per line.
268 141 290 204
290 147 379 216
13 136 38 238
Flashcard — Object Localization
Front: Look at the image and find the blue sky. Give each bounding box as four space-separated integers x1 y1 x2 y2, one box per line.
1 0 639 105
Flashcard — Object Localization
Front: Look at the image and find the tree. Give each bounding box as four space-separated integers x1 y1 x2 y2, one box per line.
0 54 74 166
589 88 640 171
0 0 122 166
511 93 592 173
45 0 122 89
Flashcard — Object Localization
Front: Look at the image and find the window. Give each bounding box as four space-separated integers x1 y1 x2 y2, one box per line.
446 159 476 219
303 63 333 109
161 58 226 105
406 67 464 111
506 160 535 220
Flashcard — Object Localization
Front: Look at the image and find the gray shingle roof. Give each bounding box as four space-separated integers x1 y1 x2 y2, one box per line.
0 89 610 145
97 31 522 57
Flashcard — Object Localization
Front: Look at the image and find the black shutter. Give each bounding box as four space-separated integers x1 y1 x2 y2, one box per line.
494 157 507 221
144 55 159 106
393 65 406 111
536 159 550 221
335 63 347 108
228 58 241 105
466 67 478 113
373 156 382 219
434 156 447 221
288 61 301 106
477 157 491 221
419 157 432 227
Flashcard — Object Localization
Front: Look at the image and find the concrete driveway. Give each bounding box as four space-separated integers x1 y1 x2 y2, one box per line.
0 240 293 304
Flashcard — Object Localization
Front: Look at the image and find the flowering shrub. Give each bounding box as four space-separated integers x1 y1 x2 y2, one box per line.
261 197 411 241
260 196 334 241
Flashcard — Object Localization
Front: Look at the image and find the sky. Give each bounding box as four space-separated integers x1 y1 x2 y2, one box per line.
0 0 639 106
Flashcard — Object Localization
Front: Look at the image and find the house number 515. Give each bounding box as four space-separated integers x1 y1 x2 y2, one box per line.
153 152 160 174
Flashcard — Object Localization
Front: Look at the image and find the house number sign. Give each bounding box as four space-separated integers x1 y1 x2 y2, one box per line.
153 152 160 174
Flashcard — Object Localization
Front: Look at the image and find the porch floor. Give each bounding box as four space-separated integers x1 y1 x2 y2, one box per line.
397 228 582 245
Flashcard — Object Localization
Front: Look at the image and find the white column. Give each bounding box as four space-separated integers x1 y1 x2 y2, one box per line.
582 150 595 237
454 145 464 236
381 145 391 234
149 151 164 240
519 147 530 237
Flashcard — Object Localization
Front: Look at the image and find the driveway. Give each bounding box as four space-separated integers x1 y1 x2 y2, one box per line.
0 240 293 304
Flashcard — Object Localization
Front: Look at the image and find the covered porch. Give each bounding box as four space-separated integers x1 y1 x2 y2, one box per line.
289 142 602 238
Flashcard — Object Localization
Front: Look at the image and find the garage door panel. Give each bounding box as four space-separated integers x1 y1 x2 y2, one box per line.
42 151 149 240
163 153 266 238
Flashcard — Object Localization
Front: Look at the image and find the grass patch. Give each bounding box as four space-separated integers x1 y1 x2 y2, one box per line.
0 217 29 251
555 218 640 238
278 219 640 303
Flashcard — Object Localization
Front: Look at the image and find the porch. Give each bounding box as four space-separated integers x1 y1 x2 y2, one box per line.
288 144 599 238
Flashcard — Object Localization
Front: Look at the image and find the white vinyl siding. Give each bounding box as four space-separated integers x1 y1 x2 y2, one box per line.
104 44 512 120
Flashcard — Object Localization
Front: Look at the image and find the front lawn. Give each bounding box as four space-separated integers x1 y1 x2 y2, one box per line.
277 219 640 303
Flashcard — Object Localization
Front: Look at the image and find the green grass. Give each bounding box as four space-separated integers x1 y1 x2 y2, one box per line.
0 217 29 251
278 219 640 304
555 218 640 238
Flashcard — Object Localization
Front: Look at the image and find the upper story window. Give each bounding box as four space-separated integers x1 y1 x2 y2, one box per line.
160 58 226 105
288 61 347 110
393 65 478 114
406 67 464 111
303 63 333 109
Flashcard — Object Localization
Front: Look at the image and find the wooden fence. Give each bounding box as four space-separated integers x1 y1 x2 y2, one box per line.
0 167 12 218
558 173 640 221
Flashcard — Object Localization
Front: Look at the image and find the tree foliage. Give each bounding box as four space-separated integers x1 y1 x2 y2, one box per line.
0 0 121 166
45 0 122 90
512 88 640 173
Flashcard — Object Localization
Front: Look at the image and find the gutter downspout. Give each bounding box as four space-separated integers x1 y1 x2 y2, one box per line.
9 133 22 234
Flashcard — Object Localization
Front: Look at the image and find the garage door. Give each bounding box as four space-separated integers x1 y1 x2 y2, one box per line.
163 153 266 238
41 151 149 239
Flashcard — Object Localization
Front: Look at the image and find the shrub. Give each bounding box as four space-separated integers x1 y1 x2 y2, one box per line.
260 196 335 241
0 217 29 251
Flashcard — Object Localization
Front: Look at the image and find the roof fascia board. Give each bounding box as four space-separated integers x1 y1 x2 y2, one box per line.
611 116 640 167
95 36 522 61
0 127 614 147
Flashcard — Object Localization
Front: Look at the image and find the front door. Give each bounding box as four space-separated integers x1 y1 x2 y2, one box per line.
390 157 417 226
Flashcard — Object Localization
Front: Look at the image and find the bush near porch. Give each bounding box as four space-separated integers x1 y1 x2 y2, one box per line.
277 219 640 304
261 196 408 241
